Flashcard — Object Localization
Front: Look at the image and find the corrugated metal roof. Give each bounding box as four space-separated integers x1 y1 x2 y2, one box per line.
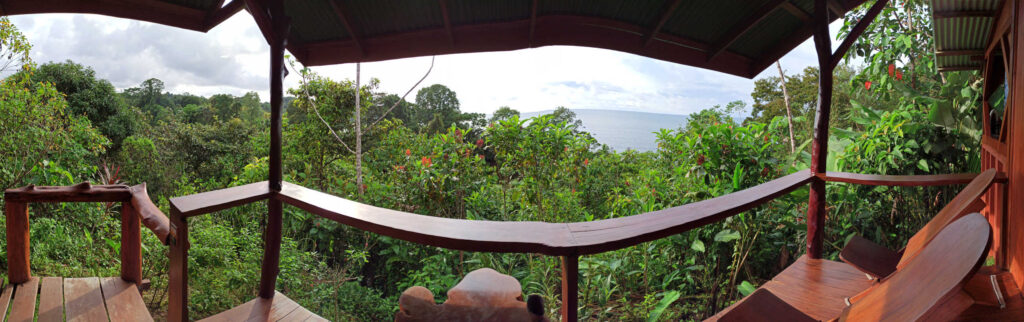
931 0 1003 71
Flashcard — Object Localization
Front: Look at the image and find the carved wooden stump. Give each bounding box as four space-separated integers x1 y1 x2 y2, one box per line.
395 268 546 322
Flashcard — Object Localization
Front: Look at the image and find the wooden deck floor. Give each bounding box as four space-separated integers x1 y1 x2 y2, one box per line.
0 276 152 322
198 291 327 322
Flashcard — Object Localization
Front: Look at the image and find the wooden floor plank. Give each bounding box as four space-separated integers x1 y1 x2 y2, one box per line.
278 305 315 322
0 280 13 322
100 277 153 322
38 277 64 322
268 292 301 321
8 277 39 322
302 313 329 322
63 277 108 322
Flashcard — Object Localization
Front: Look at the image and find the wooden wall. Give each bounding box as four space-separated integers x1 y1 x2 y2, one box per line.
1006 0 1024 288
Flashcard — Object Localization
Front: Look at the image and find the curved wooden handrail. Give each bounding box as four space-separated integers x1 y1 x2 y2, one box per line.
4 183 132 202
275 170 815 256
128 184 174 245
821 171 1007 186
168 181 272 217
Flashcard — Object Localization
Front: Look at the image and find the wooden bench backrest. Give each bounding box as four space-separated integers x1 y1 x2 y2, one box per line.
896 169 996 269
841 213 991 321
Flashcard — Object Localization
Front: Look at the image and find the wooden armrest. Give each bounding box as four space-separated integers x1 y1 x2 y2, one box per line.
129 184 174 245
718 289 816 322
839 235 899 279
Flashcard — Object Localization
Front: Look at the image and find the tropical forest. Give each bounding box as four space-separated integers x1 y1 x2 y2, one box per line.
0 2 986 321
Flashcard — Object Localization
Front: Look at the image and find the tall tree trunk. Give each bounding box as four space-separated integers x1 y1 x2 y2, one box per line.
355 63 364 197
776 61 796 153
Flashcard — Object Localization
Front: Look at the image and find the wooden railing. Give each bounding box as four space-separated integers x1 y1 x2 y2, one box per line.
3 182 173 286
163 170 994 321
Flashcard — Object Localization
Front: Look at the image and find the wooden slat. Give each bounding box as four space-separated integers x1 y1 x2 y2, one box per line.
8 277 39 322
101 277 153 322
715 289 816 322
37 277 64 322
278 305 315 322
63 277 108 322
169 181 271 217
199 291 301 322
5 201 31 284
0 281 14 322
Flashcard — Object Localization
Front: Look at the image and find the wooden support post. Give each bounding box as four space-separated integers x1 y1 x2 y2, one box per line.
259 0 289 299
5 201 30 284
167 208 189 322
120 201 143 285
806 0 833 259
560 255 578 322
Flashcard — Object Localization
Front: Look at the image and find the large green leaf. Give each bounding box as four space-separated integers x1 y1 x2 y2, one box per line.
647 291 681 322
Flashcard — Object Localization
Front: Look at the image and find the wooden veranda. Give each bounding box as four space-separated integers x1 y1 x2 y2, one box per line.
3 0 1024 321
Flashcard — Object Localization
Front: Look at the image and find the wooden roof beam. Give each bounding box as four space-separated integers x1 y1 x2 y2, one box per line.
244 0 276 44
643 0 683 47
328 0 365 57
780 2 811 22
707 0 786 62
439 0 455 45
203 0 245 31
830 0 887 70
935 10 997 19
936 50 985 56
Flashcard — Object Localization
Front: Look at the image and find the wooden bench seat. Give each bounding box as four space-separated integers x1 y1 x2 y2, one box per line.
0 276 152 322
198 291 327 322
707 255 875 321
710 214 992 321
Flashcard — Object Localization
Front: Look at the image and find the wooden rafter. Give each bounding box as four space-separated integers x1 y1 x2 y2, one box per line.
830 0 887 70
439 0 455 45
936 50 985 56
203 0 245 31
328 0 364 56
707 0 786 62
243 0 275 44
935 10 997 19
529 0 538 46
780 2 811 22
643 0 682 47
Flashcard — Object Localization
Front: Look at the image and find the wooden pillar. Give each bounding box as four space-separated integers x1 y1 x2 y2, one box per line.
560 255 579 321
167 208 189 322
259 0 289 299
806 0 833 259
120 201 143 285
5 201 31 284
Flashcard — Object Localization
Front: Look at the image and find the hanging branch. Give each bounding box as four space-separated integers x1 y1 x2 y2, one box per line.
298 69 357 155
368 56 436 129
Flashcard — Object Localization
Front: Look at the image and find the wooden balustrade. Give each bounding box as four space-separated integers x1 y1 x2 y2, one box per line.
163 170 1001 321
3 182 172 285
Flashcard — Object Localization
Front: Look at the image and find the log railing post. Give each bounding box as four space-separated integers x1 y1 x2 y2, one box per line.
560 255 579 321
806 0 833 259
121 201 143 285
258 0 290 299
167 207 189 322
5 201 31 284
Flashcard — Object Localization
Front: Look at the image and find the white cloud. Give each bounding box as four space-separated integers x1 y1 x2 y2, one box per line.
8 13 845 116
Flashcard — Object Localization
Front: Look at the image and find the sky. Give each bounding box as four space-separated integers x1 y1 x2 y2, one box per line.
8 12 844 116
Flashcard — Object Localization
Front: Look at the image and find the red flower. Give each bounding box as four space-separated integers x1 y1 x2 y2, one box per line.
478 154 485 160
405 149 411 156
455 129 462 138
393 165 406 171
362 184 368 191
761 166 770 177
895 70 903 81
887 64 895 77
864 81 872 90
697 154 706 166
583 158 590 166
764 135 769 143
565 147 569 152
476 139 484 148
421 156 432 167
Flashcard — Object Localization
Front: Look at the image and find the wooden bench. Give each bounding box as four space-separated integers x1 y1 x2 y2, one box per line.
710 213 992 321
839 169 998 279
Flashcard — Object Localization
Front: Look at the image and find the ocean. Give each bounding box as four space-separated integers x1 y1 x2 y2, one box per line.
521 109 689 152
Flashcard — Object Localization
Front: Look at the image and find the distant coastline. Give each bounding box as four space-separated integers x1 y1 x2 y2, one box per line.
520 109 689 152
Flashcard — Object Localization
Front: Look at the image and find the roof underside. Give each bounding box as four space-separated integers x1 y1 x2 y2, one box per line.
931 0 1004 71
1 0 869 78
